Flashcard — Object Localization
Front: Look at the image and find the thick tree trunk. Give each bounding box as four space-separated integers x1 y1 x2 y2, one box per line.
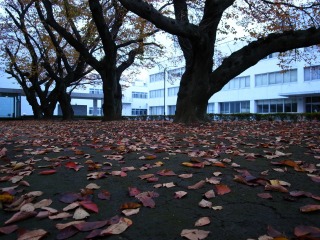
24 89 43 119
58 90 74 120
174 41 212 123
101 70 122 121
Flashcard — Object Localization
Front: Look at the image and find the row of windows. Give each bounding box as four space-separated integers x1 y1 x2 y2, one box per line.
223 76 250 90
220 101 250 114
168 87 179 96
305 66 320 81
150 89 164 98
132 109 147 116
150 72 164 83
132 92 147 99
89 88 103 95
256 99 297 113
255 69 297 86
306 97 320 112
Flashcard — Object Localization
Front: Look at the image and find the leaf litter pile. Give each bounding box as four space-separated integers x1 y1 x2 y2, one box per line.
0 120 319 240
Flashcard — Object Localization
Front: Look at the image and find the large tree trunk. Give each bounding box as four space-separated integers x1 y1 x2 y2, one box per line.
24 89 43 119
101 69 122 121
174 40 213 123
57 85 74 120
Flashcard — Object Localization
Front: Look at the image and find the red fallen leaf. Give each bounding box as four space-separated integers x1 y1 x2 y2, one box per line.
213 162 226 168
85 229 102 239
65 161 83 171
128 187 141 197
98 190 111 200
294 225 320 237
5 211 37 225
59 192 81 203
0 225 18 234
38 169 57 175
79 201 99 213
17 229 48 240
300 204 320 213
215 184 231 195
257 193 273 199
157 169 176 176
74 220 109 231
135 192 156 208
100 217 132 235
56 226 79 240
146 177 159 182
188 180 206 190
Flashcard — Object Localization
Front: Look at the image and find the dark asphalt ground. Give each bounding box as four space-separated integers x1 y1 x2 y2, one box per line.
0 120 319 240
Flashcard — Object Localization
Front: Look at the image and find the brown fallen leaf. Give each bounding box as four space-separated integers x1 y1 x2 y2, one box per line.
174 191 188 199
215 184 231 195
5 211 37 225
300 204 320 213
188 180 206 190
100 217 132 235
49 212 73 220
257 193 273 199
194 217 211 227
0 225 18 234
17 229 48 240
294 225 320 237
122 208 140 216
181 229 210 240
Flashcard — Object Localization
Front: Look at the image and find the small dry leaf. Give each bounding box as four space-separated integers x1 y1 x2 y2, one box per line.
56 221 85 230
188 180 206 190
204 190 215 199
174 191 188 199
212 206 223 210
199 199 212 208
86 183 100 189
300 204 320 213
194 217 211 227
122 208 140 216
257 193 273 199
63 202 80 211
73 207 90 220
181 229 210 240
178 173 193 179
49 212 72 220
20 203 35 212
163 182 176 188
33 199 53 209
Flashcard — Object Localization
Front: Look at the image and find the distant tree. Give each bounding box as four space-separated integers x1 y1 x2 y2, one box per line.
118 0 320 123
0 0 95 119
39 0 162 121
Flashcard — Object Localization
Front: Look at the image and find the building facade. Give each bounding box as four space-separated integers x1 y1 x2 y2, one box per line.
148 51 320 116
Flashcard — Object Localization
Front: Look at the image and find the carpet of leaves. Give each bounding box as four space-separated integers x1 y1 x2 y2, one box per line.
0 120 319 240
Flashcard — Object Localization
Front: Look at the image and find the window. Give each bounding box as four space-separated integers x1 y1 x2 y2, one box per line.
223 76 250 90
255 69 297 86
256 99 297 113
262 52 278 60
304 66 320 81
149 89 164 98
167 67 185 82
168 87 179 96
149 106 164 115
89 107 102 115
220 101 250 114
131 109 147 116
150 72 164 83
207 103 214 114
89 88 103 94
132 92 147 99
306 97 320 112
168 105 176 115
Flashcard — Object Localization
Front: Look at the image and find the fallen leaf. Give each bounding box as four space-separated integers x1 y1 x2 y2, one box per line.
128 187 141 197
204 190 215 199
38 169 57 175
100 217 132 235
188 180 206 190
0 225 18 234
56 226 79 240
215 184 231 195
194 217 210 227
300 204 320 213
98 190 111 200
181 229 210 240
5 211 37 225
212 206 223 210
73 220 109 231
174 191 188 199
157 169 176 176
122 208 140 216
49 212 72 220
120 202 142 209
17 229 47 240
178 173 193 179
73 208 90 220
86 183 100 189
56 221 85 230
257 193 273 199
294 225 320 237
79 201 99 213
199 199 212 208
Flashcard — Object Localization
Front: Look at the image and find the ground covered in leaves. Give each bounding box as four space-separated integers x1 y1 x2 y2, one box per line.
0 120 320 240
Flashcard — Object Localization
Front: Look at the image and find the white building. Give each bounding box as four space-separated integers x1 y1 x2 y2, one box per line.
148 50 320 116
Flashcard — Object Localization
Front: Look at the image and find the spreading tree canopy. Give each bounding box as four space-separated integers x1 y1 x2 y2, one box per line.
118 0 320 123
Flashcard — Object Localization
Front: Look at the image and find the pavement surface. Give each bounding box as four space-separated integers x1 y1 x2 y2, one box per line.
0 120 319 240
